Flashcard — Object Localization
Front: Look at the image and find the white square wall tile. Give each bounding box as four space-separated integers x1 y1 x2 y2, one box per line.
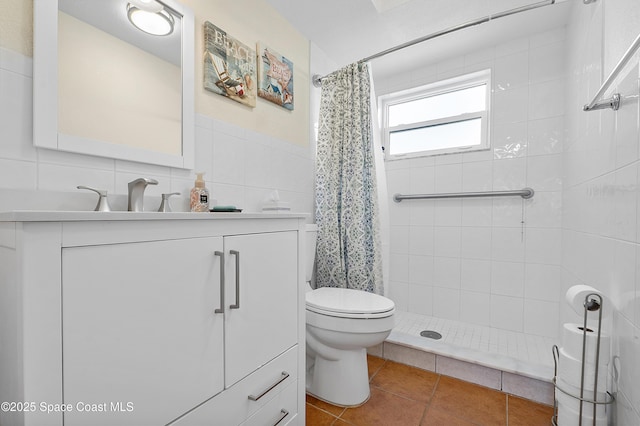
434 226 462 258
434 199 462 226
433 257 461 289
212 132 245 186
389 253 410 283
460 227 492 260
611 164 638 242
408 284 434 316
390 225 410 254
492 86 528 125
529 42 566 84
461 259 492 293
461 198 493 226
462 161 493 192
491 227 526 262
410 166 435 193
460 291 491 326
528 116 564 156
528 79 564 120
492 197 525 228
527 154 563 191
409 255 434 285
524 263 562 302
492 122 528 160
492 157 527 191
611 240 636 320
495 36 529 58
434 163 463 192
408 225 434 255
614 63 640 168
490 294 524 332
494 51 529 91
523 300 559 338
525 191 562 229
491 261 525 297
433 287 461 320
525 228 562 265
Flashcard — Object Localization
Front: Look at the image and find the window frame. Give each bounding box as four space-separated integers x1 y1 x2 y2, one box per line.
380 68 492 160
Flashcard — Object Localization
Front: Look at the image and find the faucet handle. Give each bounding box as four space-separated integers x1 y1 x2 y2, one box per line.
158 192 180 212
77 185 112 212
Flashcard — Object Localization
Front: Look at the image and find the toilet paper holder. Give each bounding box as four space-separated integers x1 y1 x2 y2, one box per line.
551 293 614 426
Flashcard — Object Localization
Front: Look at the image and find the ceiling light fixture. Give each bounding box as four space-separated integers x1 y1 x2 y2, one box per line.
127 0 174 36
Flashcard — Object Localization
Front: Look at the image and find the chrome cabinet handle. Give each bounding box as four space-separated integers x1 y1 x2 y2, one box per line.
214 251 224 314
247 371 290 401
229 250 240 309
272 409 289 426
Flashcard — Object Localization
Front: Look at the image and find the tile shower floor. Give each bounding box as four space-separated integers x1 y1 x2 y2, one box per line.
388 311 557 380
306 355 554 426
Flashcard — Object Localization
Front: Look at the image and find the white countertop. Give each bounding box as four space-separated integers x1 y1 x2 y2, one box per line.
0 210 308 222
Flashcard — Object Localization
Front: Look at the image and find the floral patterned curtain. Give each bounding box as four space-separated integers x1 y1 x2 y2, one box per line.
314 62 384 295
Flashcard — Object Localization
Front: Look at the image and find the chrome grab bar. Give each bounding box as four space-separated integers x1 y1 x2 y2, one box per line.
393 187 534 202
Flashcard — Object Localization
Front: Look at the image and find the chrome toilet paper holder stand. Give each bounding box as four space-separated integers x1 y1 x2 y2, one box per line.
551 293 614 426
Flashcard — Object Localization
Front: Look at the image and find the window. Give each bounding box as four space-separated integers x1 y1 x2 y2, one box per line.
380 69 491 159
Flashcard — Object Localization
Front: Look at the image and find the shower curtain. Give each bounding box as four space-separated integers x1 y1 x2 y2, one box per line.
314 62 384 295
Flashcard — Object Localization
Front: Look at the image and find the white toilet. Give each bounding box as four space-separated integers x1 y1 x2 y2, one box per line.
304 224 395 406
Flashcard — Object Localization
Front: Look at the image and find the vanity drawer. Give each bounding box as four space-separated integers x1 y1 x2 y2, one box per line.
241 381 298 426
170 345 297 426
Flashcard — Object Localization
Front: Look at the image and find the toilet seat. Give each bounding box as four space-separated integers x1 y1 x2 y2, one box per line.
306 287 395 319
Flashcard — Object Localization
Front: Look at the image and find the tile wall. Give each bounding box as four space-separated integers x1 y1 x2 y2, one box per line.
0 47 314 215
375 29 566 339
564 0 640 424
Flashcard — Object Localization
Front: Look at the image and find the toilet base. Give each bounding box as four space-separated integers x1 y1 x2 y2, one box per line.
306 347 370 407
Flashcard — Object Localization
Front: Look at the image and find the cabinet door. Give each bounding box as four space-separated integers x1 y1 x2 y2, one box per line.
62 237 225 426
224 231 298 386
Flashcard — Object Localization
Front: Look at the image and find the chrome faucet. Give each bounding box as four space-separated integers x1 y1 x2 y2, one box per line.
127 178 158 212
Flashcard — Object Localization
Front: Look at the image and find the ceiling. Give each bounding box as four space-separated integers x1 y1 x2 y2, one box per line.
265 0 575 80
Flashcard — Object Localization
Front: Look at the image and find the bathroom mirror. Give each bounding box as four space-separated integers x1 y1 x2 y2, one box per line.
33 0 194 169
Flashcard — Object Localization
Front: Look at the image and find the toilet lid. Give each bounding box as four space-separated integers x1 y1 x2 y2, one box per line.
306 287 395 318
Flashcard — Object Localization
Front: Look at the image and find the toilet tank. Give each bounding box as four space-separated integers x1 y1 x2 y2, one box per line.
305 224 318 283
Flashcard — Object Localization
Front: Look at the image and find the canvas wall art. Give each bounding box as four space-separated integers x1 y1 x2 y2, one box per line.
257 43 294 110
204 22 257 108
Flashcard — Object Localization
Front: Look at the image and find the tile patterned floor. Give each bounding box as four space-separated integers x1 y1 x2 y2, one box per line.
306 355 554 426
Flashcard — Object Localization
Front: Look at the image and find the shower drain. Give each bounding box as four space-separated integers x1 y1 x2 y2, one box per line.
420 330 442 340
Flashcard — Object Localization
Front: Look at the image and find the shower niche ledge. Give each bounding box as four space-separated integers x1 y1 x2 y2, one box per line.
0 214 306 426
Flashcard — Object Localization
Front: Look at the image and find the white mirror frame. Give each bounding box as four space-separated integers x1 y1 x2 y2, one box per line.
33 0 195 169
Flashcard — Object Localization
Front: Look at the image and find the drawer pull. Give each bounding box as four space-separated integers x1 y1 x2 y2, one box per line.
229 250 240 309
248 371 290 401
214 251 224 314
273 409 289 426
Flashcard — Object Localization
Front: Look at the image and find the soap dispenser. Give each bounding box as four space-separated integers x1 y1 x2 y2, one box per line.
190 172 210 212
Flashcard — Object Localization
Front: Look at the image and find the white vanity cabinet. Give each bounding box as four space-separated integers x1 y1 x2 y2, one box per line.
0 212 305 426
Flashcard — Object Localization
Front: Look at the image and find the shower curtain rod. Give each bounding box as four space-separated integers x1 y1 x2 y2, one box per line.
312 0 556 87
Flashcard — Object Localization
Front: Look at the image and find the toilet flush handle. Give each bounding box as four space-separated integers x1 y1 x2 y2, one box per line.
229 250 240 309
